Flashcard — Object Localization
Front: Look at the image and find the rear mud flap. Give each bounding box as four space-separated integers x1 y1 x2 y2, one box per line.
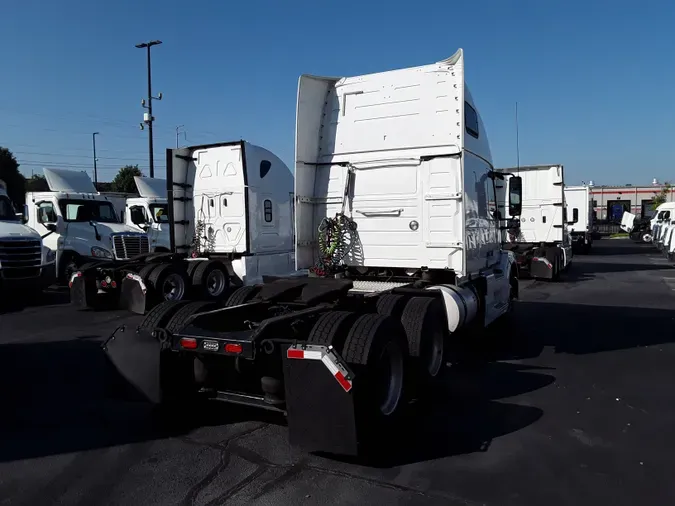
283 349 359 456
120 276 148 315
530 257 554 279
70 275 99 309
103 328 162 404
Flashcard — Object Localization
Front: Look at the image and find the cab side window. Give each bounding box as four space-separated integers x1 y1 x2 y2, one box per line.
38 202 56 223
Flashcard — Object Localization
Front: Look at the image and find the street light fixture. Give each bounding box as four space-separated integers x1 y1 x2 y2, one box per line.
136 39 163 178
92 132 99 186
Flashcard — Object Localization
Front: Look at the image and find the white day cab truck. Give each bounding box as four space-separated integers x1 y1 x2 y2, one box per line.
0 179 56 303
70 141 297 314
25 168 150 284
563 185 594 254
649 203 675 252
123 176 171 252
498 165 573 280
103 49 524 457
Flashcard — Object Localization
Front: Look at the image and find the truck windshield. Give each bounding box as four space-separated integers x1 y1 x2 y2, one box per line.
58 200 119 223
0 195 18 221
149 204 169 223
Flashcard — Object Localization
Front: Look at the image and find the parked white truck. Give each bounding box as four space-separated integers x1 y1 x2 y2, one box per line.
497 164 572 280
124 176 171 252
71 141 297 313
0 180 56 299
564 185 594 253
104 49 523 457
25 168 150 283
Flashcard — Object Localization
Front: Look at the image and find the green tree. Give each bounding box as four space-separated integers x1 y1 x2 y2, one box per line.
0 147 26 209
111 165 143 193
25 174 50 192
652 182 672 210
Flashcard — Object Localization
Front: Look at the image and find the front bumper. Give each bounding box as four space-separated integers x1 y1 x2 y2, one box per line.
0 262 57 292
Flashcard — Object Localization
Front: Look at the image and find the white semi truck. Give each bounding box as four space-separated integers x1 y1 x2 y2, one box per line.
564 185 594 253
25 168 149 283
0 179 56 300
497 164 573 280
104 49 523 457
123 176 171 252
71 141 297 313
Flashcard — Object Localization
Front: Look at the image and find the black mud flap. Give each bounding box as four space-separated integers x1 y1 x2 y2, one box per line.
530 257 554 279
282 350 359 456
70 274 99 309
120 276 148 315
103 328 162 404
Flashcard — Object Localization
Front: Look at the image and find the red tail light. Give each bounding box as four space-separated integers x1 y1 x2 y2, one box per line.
224 343 243 354
101 280 107 288
111 281 117 288
180 338 197 349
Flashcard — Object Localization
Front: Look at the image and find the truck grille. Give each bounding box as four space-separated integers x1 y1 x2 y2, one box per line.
112 234 149 260
0 238 42 279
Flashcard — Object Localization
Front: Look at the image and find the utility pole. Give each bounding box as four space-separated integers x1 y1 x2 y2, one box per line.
176 125 187 148
136 39 163 178
92 132 99 186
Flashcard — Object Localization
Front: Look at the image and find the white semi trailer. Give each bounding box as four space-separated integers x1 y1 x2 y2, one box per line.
104 49 522 457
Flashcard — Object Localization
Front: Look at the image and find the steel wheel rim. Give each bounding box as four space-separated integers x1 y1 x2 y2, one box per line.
162 273 185 301
374 340 404 416
206 269 226 297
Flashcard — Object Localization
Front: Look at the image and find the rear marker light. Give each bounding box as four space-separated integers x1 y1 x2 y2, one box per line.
180 338 197 349
224 343 243 354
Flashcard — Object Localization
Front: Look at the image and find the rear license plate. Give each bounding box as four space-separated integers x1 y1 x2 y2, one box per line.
202 340 219 351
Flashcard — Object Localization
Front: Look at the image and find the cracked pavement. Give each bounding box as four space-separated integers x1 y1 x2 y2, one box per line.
1 239 675 505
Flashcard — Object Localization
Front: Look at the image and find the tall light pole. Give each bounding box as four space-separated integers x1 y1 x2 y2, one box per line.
92 132 99 186
136 39 163 178
176 125 186 148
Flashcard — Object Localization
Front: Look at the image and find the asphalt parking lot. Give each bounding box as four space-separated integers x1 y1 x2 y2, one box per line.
1 239 675 506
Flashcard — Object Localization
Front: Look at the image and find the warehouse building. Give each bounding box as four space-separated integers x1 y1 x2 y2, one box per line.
589 179 674 222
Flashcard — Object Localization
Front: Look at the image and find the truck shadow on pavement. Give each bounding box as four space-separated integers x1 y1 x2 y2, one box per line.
0 287 70 315
485 301 675 361
0 337 551 468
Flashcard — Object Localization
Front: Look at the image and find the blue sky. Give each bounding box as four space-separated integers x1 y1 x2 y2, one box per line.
1 0 674 185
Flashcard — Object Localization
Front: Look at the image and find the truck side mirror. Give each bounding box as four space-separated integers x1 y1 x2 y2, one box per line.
508 176 522 216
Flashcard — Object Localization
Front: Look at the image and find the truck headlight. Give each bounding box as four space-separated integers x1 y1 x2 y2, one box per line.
91 246 114 259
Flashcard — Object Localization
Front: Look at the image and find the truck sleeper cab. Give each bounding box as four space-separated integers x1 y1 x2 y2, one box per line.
564 185 593 254
104 49 522 457
71 141 297 314
497 164 573 280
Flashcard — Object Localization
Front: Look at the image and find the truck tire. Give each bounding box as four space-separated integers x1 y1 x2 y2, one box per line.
342 314 408 420
165 300 219 334
307 311 359 351
225 285 260 307
60 252 82 283
147 264 190 302
375 294 407 316
138 263 161 281
192 260 230 300
138 300 191 331
400 297 445 380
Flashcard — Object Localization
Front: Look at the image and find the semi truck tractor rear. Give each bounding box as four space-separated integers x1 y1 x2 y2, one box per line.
104 49 522 457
